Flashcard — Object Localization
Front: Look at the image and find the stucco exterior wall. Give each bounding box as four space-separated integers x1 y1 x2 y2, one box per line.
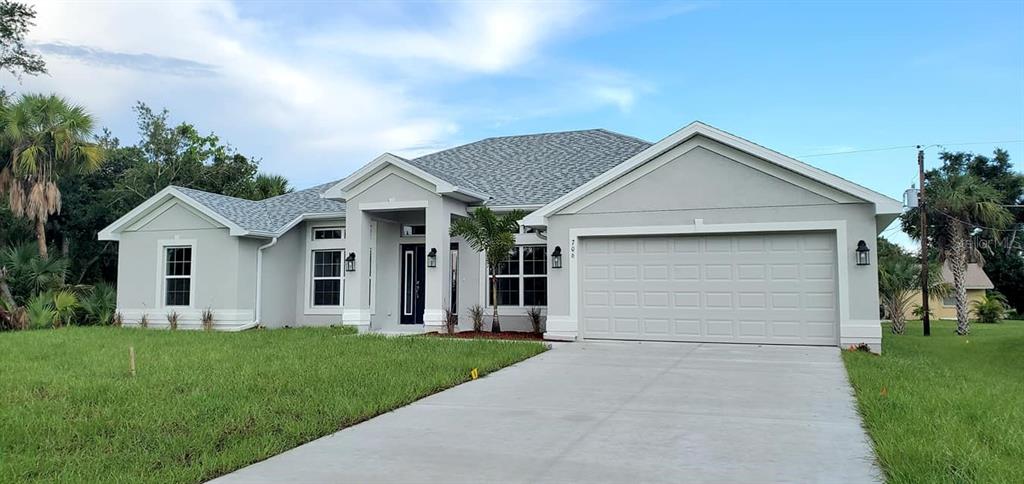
543 138 883 349
900 289 987 320
257 222 302 327
114 200 255 329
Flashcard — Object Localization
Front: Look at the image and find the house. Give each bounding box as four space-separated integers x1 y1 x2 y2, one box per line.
901 263 995 320
99 122 902 350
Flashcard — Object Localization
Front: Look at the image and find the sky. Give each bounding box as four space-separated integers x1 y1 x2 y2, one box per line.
3 1 1023 248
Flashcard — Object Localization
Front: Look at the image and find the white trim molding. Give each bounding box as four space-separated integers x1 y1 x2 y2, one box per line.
100 187 245 240
322 153 490 202
543 220 878 348
523 121 903 226
359 200 429 211
344 308 372 332
117 308 255 331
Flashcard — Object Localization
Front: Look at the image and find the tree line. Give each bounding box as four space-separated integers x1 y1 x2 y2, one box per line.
0 1 290 329
881 148 1023 335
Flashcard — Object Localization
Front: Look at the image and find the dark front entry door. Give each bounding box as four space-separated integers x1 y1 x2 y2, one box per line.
400 244 425 324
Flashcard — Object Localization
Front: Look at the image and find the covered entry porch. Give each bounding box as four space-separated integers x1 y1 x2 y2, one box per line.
344 200 475 334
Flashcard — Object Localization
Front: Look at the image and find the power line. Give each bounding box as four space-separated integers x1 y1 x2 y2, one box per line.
880 224 904 236
936 212 1022 233
799 140 1024 158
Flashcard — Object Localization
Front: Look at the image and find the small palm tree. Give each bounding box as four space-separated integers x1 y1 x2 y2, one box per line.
449 207 524 333
878 257 950 334
24 292 55 329
0 94 105 258
926 173 1012 335
78 282 116 326
971 292 1008 324
911 304 934 321
51 289 78 327
0 243 68 304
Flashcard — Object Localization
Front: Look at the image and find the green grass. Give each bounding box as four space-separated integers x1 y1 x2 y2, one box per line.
0 326 546 483
843 320 1024 483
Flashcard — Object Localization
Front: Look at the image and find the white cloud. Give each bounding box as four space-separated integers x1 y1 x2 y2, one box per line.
6 1 478 184
304 1 589 73
3 0 651 187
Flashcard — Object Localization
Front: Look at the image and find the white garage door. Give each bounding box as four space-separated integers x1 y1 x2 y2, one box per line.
579 232 838 345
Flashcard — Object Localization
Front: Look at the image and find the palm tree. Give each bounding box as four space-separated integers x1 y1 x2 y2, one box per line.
878 256 949 334
0 94 105 258
1 242 67 301
926 173 1012 335
250 173 292 200
449 207 524 332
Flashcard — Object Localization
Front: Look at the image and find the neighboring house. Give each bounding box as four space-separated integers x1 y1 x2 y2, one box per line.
902 263 995 320
99 121 902 350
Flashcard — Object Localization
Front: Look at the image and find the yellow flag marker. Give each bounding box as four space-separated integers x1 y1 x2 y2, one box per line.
470 368 479 380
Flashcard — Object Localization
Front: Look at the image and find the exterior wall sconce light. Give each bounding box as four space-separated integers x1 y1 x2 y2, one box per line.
855 240 871 266
551 246 563 269
344 252 356 272
427 248 437 268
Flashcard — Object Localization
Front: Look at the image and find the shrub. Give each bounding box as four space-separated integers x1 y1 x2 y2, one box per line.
526 307 544 334
25 294 55 329
201 308 214 331
166 311 179 330
112 311 123 327
51 290 79 328
443 305 458 334
911 304 935 320
79 283 116 326
468 304 485 332
971 292 1009 324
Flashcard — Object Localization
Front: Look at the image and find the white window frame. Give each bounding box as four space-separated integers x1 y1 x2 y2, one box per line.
156 239 197 309
486 245 547 308
311 249 344 308
942 295 956 307
304 222 346 315
312 226 345 241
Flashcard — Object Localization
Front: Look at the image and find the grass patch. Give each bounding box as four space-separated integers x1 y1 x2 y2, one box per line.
0 326 546 482
843 320 1024 483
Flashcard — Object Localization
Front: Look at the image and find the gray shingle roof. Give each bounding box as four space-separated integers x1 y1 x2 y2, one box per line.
406 129 651 206
170 128 649 234
174 180 345 234
942 263 995 290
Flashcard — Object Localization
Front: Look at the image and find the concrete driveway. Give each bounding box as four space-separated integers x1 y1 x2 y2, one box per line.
212 342 881 483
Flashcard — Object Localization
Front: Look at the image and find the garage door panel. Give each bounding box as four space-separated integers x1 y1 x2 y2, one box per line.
612 265 639 281
580 232 837 345
673 319 701 335
739 320 768 337
641 264 670 280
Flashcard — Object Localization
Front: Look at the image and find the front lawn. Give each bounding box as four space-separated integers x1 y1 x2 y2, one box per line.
843 320 1024 483
0 327 546 483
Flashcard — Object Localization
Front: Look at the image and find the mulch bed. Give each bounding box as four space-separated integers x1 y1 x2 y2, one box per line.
425 330 546 341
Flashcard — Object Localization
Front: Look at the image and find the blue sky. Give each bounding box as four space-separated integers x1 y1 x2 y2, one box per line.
4 1 1023 247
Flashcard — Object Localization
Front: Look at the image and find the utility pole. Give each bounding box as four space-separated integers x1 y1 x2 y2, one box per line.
918 146 931 336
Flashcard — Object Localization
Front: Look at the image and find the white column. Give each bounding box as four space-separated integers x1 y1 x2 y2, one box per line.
343 208 372 331
544 234 578 341
422 198 451 332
